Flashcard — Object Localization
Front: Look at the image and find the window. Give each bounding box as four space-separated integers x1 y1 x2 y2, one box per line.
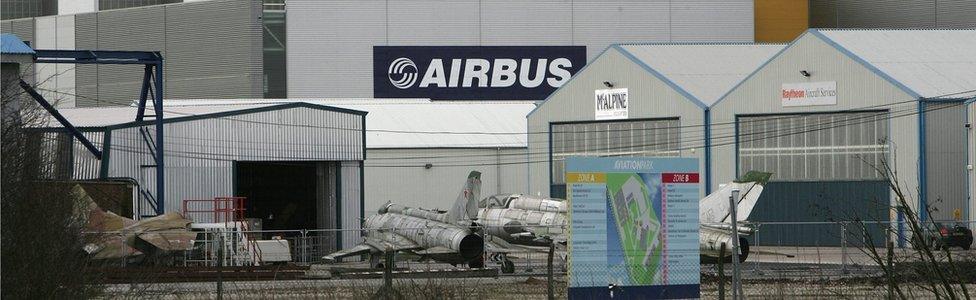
550 119 681 186
738 112 889 181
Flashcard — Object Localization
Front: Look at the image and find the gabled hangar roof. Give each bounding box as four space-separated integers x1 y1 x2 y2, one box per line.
141 99 534 149
811 29 976 100
615 43 786 107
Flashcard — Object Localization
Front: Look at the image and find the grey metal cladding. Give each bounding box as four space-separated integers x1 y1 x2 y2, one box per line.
809 0 976 28
839 0 936 28
287 0 387 98
571 0 671 60
935 0 976 28
669 0 754 42
287 0 754 98
340 161 362 248
924 102 968 221
69 0 263 107
94 6 165 106
387 0 479 45
165 0 263 99
4 18 35 44
74 13 98 106
479 0 572 45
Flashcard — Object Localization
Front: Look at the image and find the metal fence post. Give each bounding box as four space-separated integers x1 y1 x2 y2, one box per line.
300 229 308 264
217 232 224 300
718 244 727 300
729 189 742 300
841 223 849 275
547 242 555 300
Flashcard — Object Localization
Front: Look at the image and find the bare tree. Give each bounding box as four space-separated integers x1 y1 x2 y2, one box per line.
1 66 103 298
850 157 973 300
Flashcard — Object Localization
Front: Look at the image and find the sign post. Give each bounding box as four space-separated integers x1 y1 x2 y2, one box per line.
566 157 700 299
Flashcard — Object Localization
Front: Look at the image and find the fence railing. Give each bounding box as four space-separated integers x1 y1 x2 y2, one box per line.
82 220 976 298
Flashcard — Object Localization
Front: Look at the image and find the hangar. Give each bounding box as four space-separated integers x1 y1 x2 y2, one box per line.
161 98 534 214
36 102 367 251
526 42 784 199
709 29 976 246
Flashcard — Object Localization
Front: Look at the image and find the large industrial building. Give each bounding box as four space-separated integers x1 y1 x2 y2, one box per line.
3 0 762 106
525 28 976 246
526 43 785 198
160 99 534 214
4 1 974 251
710 29 975 245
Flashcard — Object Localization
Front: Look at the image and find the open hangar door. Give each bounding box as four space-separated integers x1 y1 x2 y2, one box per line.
737 112 891 247
235 161 342 254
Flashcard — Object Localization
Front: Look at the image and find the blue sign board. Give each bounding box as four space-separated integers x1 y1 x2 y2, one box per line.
566 157 700 299
373 46 585 100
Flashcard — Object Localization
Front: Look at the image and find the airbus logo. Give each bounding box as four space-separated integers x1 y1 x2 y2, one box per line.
374 46 586 100
388 57 419 89
389 58 574 89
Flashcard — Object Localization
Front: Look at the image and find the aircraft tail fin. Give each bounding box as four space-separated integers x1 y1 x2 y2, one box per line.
446 171 482 223
699 171 772 224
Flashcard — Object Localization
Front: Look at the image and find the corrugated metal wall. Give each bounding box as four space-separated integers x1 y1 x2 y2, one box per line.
924 101 969 221
1 18 37 84
340 161 362 248
526 48 707 197
33 15 75 107
95 106 364 218
286 0 755 98
363 148 527 214
709 33 920 200
809 0 976 28
708 32 924 245
3 0 263 107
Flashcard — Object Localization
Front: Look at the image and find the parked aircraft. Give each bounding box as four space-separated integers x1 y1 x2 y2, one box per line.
699 171 772 264
474 171 773 265
322 171 486 268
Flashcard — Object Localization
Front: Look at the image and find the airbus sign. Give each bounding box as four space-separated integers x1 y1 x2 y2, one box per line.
374 46 586 100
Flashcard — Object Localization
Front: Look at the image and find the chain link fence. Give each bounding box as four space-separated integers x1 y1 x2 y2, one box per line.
81 220 976 298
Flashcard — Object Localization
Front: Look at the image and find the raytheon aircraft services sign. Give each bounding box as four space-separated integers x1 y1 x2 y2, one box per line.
781 81 837 107
374 46 586 100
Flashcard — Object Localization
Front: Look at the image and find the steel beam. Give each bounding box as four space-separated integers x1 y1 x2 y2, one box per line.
153 62 165 215
136 65 153 121
18 80 102 159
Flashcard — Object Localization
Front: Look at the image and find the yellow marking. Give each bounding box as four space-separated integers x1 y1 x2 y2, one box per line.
565 172 606 183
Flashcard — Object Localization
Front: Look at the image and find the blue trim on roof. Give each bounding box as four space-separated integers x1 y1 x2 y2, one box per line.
1 34 35 55
526 45 612 118
612 44 709 110
918 101 927 222
808 29 923 99
710 31 807 108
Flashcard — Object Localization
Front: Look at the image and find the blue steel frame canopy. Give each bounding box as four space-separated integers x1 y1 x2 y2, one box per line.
23 49 166 216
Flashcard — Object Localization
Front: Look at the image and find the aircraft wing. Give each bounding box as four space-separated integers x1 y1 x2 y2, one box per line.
136 231 197 251
323 232 422 262
415 246 456 255
323 244 376 262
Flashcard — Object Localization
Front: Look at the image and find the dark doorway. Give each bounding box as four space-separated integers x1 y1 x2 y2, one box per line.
235 162 318 230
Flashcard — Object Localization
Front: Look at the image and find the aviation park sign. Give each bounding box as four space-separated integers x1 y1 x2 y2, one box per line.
565 157 700 299
374 46 586 100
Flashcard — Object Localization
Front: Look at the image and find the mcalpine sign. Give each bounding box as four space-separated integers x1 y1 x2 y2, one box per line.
781 81 837 107
595 88 629 120
374 46 585 100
